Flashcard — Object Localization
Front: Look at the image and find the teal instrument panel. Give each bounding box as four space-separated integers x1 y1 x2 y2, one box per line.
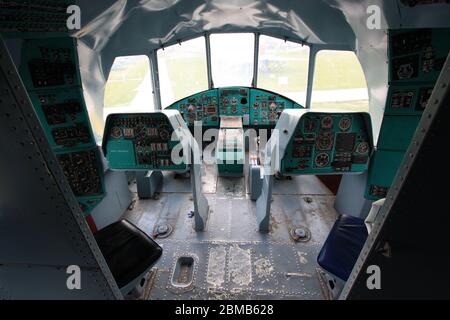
19 37 105 214
281 113 372 175
389 29 450 84
166 87 303 127
27 88 94 151
366 28 450 200
102 113 187 171
166 90 219 126
249 88 297 126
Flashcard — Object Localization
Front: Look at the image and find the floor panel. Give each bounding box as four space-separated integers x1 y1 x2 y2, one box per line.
124 164 337 300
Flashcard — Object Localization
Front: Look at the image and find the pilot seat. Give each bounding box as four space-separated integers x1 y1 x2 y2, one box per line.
94 219 163 296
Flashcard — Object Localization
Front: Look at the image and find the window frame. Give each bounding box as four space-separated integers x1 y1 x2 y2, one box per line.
310 48 370 111
255 34 313 107
150 33 366 111
156 37 210 109
103 53 155 113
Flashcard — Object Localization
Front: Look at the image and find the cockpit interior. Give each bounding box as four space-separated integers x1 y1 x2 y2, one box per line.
1 0 450 301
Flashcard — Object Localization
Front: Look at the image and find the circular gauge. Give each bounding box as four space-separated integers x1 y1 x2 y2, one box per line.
339 117 352 131
254 119 259 125
268 102 277 111
134 124 147 140
261 110 268 117
315 153 330 168
321 116 333 129
316 131 333 150
269 112 277 122
159 128 170 141
304 117 316 132
356 142 369 154
110 126 122 138
187 104 196 113
253 102 259 110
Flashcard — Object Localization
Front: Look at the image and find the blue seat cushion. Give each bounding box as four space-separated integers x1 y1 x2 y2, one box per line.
317 215 368 281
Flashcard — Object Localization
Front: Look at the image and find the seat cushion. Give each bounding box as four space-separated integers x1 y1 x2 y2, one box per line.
94 220 162 288
317 215 368 281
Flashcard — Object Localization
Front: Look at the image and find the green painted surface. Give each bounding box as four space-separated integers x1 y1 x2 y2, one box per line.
377 115 421 151
365 150 405 200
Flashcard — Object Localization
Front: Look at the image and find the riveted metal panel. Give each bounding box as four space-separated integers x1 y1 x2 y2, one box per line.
341 53 450 299
0 36 122 299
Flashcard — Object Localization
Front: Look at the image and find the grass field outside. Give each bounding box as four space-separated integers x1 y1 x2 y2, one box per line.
104 50 368 111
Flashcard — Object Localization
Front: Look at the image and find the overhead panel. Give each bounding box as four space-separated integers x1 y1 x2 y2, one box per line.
0 0 72 38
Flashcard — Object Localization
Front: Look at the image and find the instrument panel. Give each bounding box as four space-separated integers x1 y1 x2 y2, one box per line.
281 112 372 174
166 87 303 127
389 29 450 84
102 112 187 171
19 37 105 214
366 28 450 201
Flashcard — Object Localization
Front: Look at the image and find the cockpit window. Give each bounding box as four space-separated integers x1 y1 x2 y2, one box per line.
311 50 369 111
210 33 255 87
258 35 310 106
158 37 208 108
104 55 154 120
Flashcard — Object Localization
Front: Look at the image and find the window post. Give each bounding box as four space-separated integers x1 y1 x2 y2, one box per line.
305 46 318 109
205 34 213 89
252 33 260 88
149 49 162 110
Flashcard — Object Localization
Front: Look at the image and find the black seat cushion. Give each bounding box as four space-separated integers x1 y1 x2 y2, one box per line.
94 219 162 288
317 214 368 281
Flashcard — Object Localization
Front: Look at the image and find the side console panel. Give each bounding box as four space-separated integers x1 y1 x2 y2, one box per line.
366 28 450 200
102 112 187 171
280 111 373 175
19 37 105 214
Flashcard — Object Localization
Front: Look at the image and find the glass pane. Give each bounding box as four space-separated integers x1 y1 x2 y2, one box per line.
258 35 309 106
158 37 208 108
104 55 154 121
210 33 254 87
311 50 369 111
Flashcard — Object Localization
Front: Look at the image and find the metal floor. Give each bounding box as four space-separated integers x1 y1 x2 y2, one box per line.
124 163 338 300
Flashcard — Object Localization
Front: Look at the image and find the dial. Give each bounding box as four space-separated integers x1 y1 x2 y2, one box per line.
159 128 170 141
316 131 333 150
304 117 316 132
315 153 330 168
110 126 122 139
339 116 352 131
356 142 369 154
187 104 196 113
321 116 333 129
268 102 277 111
134 124 147 140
